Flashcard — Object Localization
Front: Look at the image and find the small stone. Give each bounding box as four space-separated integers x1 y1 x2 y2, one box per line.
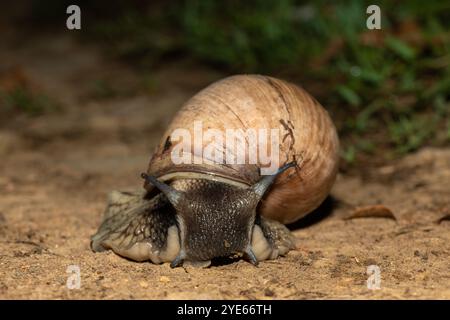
139 281 149 288
159 276 170 283
264 288 275 297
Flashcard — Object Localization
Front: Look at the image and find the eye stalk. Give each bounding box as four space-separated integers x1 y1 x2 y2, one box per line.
250 161 297 198
141 173 185 208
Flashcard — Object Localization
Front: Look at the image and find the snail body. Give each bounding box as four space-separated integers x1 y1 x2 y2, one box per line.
91 75 339 267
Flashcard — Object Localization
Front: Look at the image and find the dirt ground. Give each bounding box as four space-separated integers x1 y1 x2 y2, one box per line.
0 32 449 300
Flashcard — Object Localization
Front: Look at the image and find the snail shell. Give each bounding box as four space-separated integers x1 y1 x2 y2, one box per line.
146 74 339 224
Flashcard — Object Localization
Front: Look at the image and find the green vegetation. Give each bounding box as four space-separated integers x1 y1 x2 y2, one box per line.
36 0 450 164
0 86 60 116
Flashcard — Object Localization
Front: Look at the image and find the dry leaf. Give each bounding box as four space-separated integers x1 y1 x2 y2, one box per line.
344 205 397 221
436 215 450 224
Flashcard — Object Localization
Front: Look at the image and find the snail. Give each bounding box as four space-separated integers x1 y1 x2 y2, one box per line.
91 75 339 268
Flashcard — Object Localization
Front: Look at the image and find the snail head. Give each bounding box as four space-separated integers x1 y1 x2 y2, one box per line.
141 161 296 268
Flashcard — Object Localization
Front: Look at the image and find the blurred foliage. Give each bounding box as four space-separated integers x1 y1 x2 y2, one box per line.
0 87 60 116
0 67 60 118
31 0 450 165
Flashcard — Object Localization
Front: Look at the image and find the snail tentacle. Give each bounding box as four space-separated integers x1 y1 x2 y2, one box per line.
251 161 297 197
141 173 185 208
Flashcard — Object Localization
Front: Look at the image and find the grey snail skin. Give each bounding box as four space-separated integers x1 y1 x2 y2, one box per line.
91 75 340 268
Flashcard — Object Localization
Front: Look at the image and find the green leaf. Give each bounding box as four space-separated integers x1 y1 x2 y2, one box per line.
386 37 416 61
341 145 356 164
336 85 361 106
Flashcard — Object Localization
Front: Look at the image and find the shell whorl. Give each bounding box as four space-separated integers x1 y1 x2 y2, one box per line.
147 75 340 224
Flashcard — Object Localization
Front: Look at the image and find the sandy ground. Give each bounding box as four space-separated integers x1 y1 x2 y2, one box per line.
0 33 449 299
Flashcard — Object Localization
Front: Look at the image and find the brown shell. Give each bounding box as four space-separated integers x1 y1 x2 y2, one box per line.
146 75 339 224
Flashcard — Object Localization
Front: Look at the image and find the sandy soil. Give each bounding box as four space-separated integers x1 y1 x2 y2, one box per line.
0 33 449 299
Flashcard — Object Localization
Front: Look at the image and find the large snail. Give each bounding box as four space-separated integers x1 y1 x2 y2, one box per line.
91 75 339 267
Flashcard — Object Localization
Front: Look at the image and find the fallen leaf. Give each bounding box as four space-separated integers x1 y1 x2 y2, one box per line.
344 205 397 221
436 215 450 224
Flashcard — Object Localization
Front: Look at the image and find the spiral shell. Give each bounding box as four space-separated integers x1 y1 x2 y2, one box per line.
147 75 339 224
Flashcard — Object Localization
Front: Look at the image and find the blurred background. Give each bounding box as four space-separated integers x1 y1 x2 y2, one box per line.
1 0 449 170
1 1 450 300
